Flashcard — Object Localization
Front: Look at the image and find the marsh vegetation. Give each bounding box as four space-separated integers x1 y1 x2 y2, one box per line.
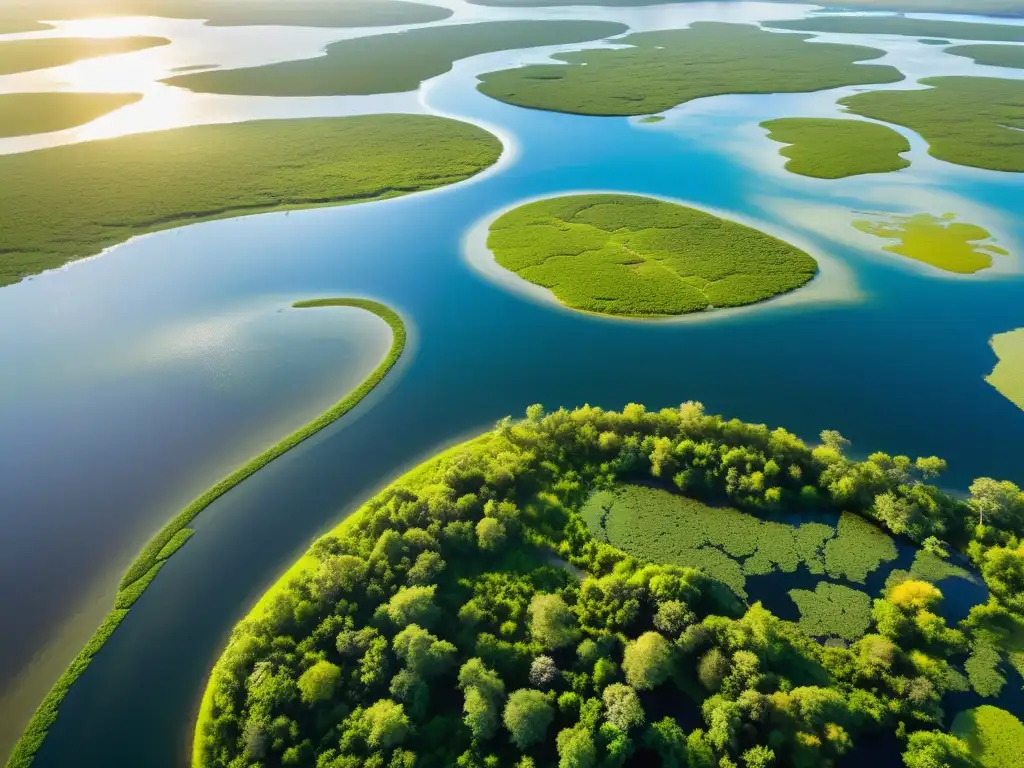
853 212 1008 274
0 36 169 76
986 329 1024 412
760 118 911 179
765 16 1024 43
947 44 1024 71
0 93 142 139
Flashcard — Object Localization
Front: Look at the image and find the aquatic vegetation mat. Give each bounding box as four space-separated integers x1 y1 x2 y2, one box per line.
760 117 910 179
764 15 1024 43
789 583 872 641
840 77 1024 173
487 194 818 316
947 44 1024 71
164 20 628 97
953 706 1024 768
0 35 168 76
986 328 1024 412
0 92 141 139
853 212 1008 274
0 114 501 286
476 22 902 116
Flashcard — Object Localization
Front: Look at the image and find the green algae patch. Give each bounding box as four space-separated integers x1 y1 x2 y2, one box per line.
789 583 872 642
0 92 141 138
824 513 898 584
0 36 169 76
765 16 1024 43
164 20 627 97
488 193 818 317
947 44 1024 71
0 114 501 287
760 117 910 179
853 212 1008 274
476 22 903 117
840 77 1024 173
986 328 1024 412
953 706 1024 767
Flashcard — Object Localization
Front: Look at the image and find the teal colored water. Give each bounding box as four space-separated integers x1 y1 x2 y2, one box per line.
0 12 1021 767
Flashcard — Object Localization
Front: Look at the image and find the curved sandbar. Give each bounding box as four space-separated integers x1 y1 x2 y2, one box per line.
947 44 1024 71
0 93 142 139
7 298 407 768
760 117 911 179
486 193 818 317
0 114 502 287
163 20 628 97
476 22 903 117
0 36 169 76
986 328 1024 412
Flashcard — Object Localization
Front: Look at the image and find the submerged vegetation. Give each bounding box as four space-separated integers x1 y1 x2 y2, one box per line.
840 77 1024 173
0 92 141 138
986 328 1024 412
0 114 501 286
760 118 911 179
764 16 1024 43
7 299 407 768
0 35 169 76
487 194 818 317
190 401 1024 768
952 705 1024 767
164 20 627 97
788 584 872 642
476 22 902 116
947 44 1024 71
852 212 1008 274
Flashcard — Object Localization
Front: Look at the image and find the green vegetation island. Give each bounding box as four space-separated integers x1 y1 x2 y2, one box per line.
0 36 169 76
0 0 452 29
463 0 1024 11
853 212 1008 274
192 401 1024 768
476 22 903 117
0 92 141 138
164 20 627 97
953 705 1024 767
7 298 407 768
0 114 501 287
487 194 818 317
840 77 1024 173
760 118 911 179
919 39 951 46
986 328 1024 412
764 16 1024 43
947 44 1024 70
0 20 53 34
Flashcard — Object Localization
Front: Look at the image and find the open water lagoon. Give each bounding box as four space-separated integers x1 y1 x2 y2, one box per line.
1 2 1022 764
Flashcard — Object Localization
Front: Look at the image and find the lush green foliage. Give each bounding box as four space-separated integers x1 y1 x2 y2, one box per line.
765 16 1024 42
0 35 168 76
165 20 627 97
9 299 406 768
0 114 500 286
952 705 1024 767
476 22 902 116
853 212 1008 274
965 641 1005 697
488 194 818 317
760 118 910 179
192 401 1023 768
0 92 141 139
903 730 974 768
947 44 1024 70
986 328 1024 412
824 513 898 583
841 77 1024 173
908 549 975 586
789 584 872 642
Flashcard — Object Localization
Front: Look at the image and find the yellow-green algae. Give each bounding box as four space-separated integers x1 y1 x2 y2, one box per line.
986 328 1024 412
853 212 1008 274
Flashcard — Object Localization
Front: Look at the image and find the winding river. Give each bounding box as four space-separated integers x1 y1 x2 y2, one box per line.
1 2 1023 765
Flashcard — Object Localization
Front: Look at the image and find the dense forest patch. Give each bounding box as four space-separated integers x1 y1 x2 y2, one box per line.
0 92 141 138
0 114 501 286
952 705 1024 767
986 328 1024 412
947 44 1024 71
164 20 627 97
764 16 1024 43
759 118 911 179
475 22 902 116
0 35 168 76
852 212 1009 274
840 77 1024 173
487 194 818 317
191 402 1024 768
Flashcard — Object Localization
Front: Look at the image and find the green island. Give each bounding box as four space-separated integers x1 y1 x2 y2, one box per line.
0 114 502 287
764 16 1024 43
189 401 1024 768
7 298 407 768
487 194 818 317
476 22 903 117
852 212 1009 274
0 92 141 139
920 39 951 46
0 36 169 76
0 19 52 34
164 20 627 97
0 0 453 29
952 706 1024 767
788 584 872 642
760 117 911 179
986 328 1024 412
947 43 1024 70
841 77 1024 173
